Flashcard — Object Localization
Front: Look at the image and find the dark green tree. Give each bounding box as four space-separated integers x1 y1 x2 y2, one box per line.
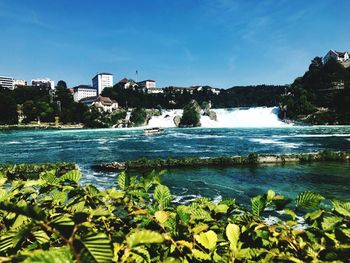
0 95 18 124
130 107 147 127
180 100 201 127
57 80 68 89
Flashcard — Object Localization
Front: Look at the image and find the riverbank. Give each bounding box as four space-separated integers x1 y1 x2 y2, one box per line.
0 123 84 131
92 150 350 171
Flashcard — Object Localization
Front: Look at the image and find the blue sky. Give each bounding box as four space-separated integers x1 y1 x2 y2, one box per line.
0 0 349 88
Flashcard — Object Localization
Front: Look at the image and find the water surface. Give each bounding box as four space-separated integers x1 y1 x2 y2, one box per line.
1 126 350 203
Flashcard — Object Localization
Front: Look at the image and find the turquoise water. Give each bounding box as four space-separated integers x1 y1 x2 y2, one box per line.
1 126 350 203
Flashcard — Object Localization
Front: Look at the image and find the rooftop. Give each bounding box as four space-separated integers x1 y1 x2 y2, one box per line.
73 85 96 90
94 72 113 77
138 79 156 83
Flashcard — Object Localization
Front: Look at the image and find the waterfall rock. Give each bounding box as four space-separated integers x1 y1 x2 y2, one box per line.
173 115 181 127
208 110 217 121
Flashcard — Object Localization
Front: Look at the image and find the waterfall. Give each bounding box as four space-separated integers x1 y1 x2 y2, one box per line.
146 107 287 128
146 109 183 128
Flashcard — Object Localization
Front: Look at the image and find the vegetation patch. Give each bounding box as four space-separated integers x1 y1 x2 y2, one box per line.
0 165 349 262
93 151 350 171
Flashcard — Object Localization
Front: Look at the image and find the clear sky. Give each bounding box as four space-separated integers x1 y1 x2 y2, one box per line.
0 0 349 88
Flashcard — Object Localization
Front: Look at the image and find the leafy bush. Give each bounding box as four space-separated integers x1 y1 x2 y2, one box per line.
0 165 350 262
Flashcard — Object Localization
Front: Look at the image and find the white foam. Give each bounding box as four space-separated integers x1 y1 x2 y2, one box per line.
146 109 183 128
249 138 301 149
146 107 288 128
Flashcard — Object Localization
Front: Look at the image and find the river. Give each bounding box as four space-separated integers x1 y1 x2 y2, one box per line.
1 124 350 204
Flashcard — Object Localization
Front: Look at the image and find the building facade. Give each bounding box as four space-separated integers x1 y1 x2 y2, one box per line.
146 87 164 94
73 85 98 102
92 73 113 95
324 50 350 64
137 80 156 89
32 78 55 89
91 95 118 112
0 76 14 90
13 79 27 88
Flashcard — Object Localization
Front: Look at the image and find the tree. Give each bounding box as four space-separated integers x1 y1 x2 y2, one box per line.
57 80 67 89
0 95 18 124
130 107 147 127
180 100 201 127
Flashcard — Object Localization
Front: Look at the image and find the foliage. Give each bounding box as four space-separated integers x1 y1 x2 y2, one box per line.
130 107 147 127
180 100 201 127
0 85 90 125
57 80 68 89
0 94 18 124
102 83 286 109
0 164 349 262
280 57 350 124
97 151 350 172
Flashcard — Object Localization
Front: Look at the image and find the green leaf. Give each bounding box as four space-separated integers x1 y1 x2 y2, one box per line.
153 185 172 210
332 199 350 217
86 184 100 197
192 249 211 260
33 230 50 244
107 188 124 199
194 230 217 251
305 209 323 221
155 211 169 224
226 224 240 247
266 190 276 202
295 192 324 209
51 190 67 204
214 204 229 214
127 230 164 248
284 208 297 220
23 247 74 263
40 170 59 184
251 195 266 216
321 216 342 231
60 170 81 183
131 246 151 263
0 224 32 252
117 171 130 191
0 177 7 186
79 232 113 263
176 205 190 224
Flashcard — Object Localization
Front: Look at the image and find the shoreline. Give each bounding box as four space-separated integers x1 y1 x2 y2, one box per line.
2 123 350 132
92 151 350 171
0 123 84 131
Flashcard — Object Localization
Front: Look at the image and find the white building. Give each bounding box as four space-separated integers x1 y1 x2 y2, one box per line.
73 85 97 102
118 78 138 89
91 95 118 112
32 78 55 89
147 87 164 94
92 73 113 95
0 76 14 90
195 86 221 95
137 79 156 89
324 50 350 64
13 79 27 88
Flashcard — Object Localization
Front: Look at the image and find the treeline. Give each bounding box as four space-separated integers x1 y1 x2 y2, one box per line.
0 82 88 125
280 57 350 124
101 84 287 109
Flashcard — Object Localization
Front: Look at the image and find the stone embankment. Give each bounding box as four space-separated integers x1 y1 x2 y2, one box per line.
92 151 350 171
